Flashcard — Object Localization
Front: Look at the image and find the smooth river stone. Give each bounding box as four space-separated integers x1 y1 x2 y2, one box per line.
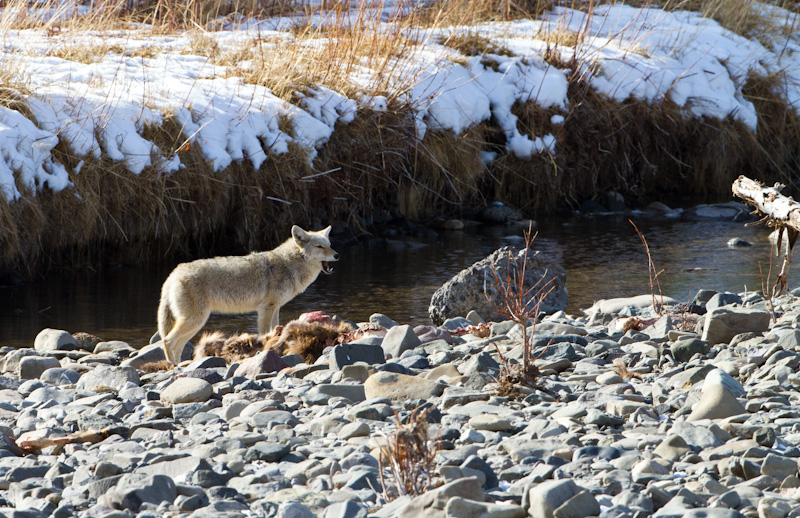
687 384 747 422
160 378 213 405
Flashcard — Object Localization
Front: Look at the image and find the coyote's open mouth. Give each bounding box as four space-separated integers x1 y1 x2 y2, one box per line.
322 261 334 274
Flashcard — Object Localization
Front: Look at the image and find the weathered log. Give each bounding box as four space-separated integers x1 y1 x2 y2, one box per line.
732 176 800 229
732 175 800 295
15 427 124 454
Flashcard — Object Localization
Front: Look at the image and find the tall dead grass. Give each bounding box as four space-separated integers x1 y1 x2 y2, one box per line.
661 0 798 42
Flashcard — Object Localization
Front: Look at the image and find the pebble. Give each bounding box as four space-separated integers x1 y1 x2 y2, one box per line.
160 377 213 405
5 285 800 517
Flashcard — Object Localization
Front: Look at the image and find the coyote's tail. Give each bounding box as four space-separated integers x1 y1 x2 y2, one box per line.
157 296 175 341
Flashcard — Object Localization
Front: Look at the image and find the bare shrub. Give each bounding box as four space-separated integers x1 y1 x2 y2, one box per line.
485 223 556 394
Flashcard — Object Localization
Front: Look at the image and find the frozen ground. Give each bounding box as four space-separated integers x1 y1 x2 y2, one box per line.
0 1 798 202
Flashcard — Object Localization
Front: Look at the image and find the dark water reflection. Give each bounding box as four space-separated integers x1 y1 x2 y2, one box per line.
0 215 788 348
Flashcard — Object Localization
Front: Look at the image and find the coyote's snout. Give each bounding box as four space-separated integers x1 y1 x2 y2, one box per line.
156 225 339 364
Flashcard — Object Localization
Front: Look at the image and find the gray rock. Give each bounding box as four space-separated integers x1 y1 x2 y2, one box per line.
703 369 745 398
40 367 81 386
364 371 444 402
325 500 368 518
687 384 747 422
461 455 498 489
339 363 374 382
693 289 718 306
553 490 601 518
104 473 177 512
121 342 194 369
250 410 301 428
397 477 483 518
93 341 137 356
3 349 43 374
0 376 22 390
777 329 800 350
761 454 798 480
78 412 123 432
370 314 398 329
330 343 386 370
706 293 743 311
670 339 710 362
337 421 370 440
573 446 622 462
445 498 525 518
675 509 745 518
727 238 752 248
135 457 212 479
670 422 723 449
753 427 776 448
186 356 227 370
526 479 582 518
26 386 73 404
233 350 288 378
461 352 501 376
382 325 422 359
653 435 691 462
642 316 673 342
480 203 523 223
533 342 579 363
595 372 624 385
173 402 211 420
182 368 223 385
584 409 623 427
429 246 567 326
244 442 290 462
682 202 751 221
469 414 512 432
702 308 771 345
34 329 77 352
278 501 316 518
161 378 213 405
308 384 366 403
18 357 61 380
441 317 473 331
466 311 486 325
77 365 139 392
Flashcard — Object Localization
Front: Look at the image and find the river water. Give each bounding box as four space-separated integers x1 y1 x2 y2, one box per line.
0 214 788 349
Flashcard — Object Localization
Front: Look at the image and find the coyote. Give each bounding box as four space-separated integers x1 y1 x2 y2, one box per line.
157 225 339 364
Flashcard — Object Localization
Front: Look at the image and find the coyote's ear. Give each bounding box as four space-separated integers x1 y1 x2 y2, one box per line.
292 225 309 244
322 226 332 237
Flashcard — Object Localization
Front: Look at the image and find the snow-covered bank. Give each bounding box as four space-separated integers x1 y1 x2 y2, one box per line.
0 0 799 276
0 1 797 202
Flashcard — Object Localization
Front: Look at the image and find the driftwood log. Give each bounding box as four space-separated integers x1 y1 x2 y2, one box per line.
732 175 800 295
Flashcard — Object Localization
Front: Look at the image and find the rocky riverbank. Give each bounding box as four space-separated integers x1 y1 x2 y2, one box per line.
2 286 800 518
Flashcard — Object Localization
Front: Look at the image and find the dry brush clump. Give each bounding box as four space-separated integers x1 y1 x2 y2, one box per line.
378 407 441 500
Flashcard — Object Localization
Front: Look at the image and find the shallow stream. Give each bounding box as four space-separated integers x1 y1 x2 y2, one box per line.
0 214 789 349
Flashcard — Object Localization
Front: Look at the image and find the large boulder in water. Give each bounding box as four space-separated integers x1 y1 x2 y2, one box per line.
429 246 567 326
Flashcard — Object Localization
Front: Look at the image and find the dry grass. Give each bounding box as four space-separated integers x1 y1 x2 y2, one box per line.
440 32 513 57
661 0 798 42
236 6 425 101
421 0 554 26
379 407 440 500
45 42 127 63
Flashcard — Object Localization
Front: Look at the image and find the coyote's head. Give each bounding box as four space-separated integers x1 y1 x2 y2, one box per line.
292 225 339 274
